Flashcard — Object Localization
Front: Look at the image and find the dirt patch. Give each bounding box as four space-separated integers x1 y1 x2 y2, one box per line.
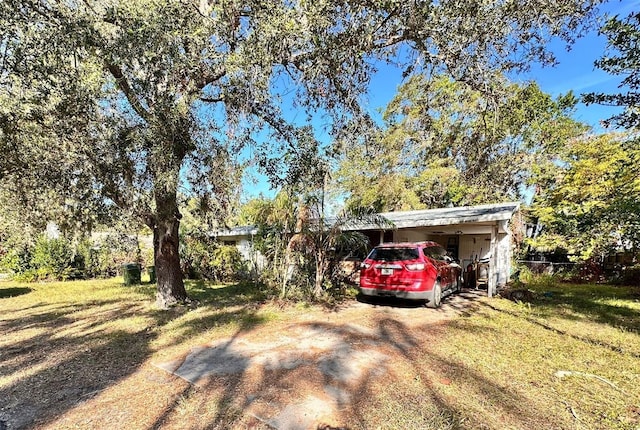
153 291 483 429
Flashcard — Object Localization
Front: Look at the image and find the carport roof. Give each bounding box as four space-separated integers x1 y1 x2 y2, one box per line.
348 202 520 231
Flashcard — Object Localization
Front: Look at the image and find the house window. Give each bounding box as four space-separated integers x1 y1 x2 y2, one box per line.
223 240 237 246
446 236 459 259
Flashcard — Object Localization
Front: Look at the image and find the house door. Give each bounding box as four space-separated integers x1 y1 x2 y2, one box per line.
446 236 459 259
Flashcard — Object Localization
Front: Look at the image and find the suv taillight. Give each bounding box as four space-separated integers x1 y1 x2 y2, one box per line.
405 263 425 271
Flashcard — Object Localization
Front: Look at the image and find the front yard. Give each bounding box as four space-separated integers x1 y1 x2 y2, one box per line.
1 278 638 429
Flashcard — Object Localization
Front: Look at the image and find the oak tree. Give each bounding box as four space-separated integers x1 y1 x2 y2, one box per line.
0 0 601 306
336 75 585 211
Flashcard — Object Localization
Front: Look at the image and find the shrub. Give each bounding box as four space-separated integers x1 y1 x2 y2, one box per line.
0 243 34 275
180 234 216 279
85 234 142 278
180 235 248 282
611 265 640 286
0 236 78 281
514 265 534 284
514 265 560 290
525 273 559 290
1 232 146 282
12 269 39 283
32 236 76 280
575 258 604 283
209 245 247 282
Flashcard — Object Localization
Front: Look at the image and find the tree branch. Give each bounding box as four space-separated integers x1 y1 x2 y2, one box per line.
194 68 227 91
373 7 400 38
200 96 224 103
249 104 296 148
104 61 151 121
371 33 406 51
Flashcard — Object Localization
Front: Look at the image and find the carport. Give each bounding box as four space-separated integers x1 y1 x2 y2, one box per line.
347 202 521 297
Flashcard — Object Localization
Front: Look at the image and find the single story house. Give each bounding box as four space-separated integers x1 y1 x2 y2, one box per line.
210 225 267 270
214 202 521 297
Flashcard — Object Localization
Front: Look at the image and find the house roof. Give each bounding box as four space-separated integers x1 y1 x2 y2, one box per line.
348 202 520 231
211 202 520 237
212 225 259 238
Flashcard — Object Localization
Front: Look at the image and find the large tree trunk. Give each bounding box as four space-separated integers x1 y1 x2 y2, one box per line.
152 180 188 309
146 119 192 308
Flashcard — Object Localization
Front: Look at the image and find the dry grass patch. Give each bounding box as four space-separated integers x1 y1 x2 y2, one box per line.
342 285 640 429
1 279 638 429
418 285 640 430
0 277 279 429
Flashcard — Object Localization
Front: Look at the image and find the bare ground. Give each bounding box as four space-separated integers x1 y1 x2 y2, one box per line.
154 291 483 429
2 289 484 430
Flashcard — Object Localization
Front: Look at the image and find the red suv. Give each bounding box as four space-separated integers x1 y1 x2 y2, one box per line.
359 241 462 308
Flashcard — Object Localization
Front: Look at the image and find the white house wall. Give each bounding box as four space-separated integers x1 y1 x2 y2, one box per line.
218 235 267 271
497 231 512 286
236 239 252 261
459 235 492 262
393 229 429 243
213 203 519 290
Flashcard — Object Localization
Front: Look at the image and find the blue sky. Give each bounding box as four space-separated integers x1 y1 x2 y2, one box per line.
241 0 639 200
519 0 638 128
362 0 639 130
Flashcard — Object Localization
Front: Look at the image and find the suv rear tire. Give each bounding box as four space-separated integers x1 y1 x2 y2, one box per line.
426 282 442 308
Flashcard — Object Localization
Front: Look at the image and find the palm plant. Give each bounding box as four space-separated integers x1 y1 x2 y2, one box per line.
290 203 394 298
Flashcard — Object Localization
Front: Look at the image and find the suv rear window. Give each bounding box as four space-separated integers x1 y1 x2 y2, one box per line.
423 246 448 261
367 247 419 262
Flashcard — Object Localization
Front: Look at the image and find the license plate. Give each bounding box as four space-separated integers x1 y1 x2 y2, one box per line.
381 268 393 275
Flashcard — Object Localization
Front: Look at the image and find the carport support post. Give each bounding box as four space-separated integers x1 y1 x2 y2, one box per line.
488 223 498 297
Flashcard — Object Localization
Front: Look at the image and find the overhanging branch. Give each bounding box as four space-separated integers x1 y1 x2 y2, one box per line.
200 96 224 103
195 68 227 90
249 104 297 150
105 61 151 121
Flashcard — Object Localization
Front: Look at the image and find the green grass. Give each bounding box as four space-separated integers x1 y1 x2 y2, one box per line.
363 283 640 429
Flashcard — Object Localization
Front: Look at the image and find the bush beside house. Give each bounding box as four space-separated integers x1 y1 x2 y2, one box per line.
0 233 148 282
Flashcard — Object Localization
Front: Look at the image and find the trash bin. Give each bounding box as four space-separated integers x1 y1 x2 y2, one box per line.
147 266 156 283
122 263 141 286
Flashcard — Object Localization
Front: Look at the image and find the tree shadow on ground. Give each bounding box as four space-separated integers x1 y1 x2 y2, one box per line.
0 301 156 429
356 289 483 317
481 300 640 360
356 293 426 309
184 279 270 307
485 285 640 359
525 285 640 333
148 309 560 429
150 315 264 429
0 287 32 299
0 299 126 333
345 316 560 429
0 282 268 430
